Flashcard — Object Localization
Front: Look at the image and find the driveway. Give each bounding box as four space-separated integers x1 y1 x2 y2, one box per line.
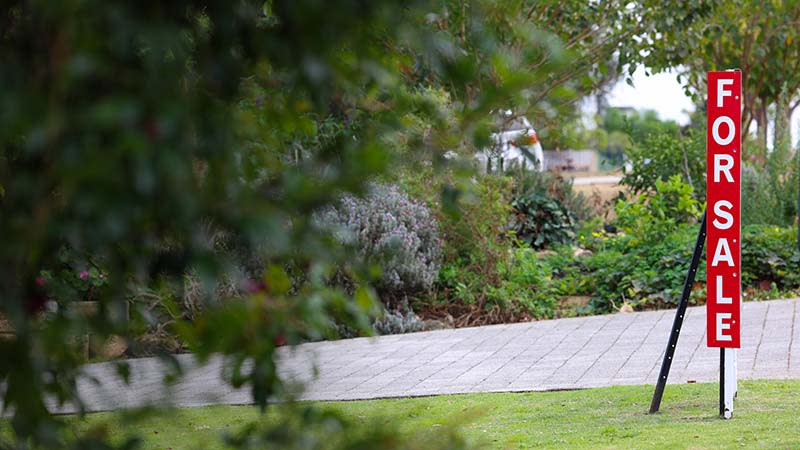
52 297 800 413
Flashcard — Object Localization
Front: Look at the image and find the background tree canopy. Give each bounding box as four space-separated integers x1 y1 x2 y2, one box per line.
634 0 800 155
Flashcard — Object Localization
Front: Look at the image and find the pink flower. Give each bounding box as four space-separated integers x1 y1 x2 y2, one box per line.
243 279 266 294
35 276 46 286
79 271 89 280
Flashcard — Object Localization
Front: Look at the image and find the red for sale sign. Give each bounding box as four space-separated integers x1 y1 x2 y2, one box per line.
706 71 741 348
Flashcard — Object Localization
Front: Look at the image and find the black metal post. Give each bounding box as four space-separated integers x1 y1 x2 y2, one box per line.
649 211 707 414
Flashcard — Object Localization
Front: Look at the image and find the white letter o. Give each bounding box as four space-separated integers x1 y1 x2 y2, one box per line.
713 116 735 146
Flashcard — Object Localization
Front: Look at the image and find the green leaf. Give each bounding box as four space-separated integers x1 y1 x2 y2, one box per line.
264 265 291 295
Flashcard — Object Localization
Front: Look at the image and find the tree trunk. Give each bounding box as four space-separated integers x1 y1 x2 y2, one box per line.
757 107 767 149
754 102 768 164
773 91 791 157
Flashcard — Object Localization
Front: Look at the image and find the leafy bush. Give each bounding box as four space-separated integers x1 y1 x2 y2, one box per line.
584 225 705 311
509 190 577 249
38 246 109 304
129 271 243 355
319 183 442 302
508 167 590 221
615 175 701 242
516 225 703 314
622 128 799 229
579 178 705 310
407 170 589 322
558 177 800 312
427 174 550 323
741 225 800 288
742 160 799 226
532 222 800 314
440 175 512 271
506 168 588 249
437 175 511 306
489 248 561 318
621 129 706 199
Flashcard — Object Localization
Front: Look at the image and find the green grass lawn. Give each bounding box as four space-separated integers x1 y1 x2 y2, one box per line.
43 379 800 449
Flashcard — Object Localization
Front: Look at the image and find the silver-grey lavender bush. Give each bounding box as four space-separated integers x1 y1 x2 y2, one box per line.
319 183 441 298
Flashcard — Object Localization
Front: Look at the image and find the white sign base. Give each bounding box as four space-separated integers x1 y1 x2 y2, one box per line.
722 348 737 419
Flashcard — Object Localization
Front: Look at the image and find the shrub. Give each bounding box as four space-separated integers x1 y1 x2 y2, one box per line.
38 246 109 304
621 129 706 199
508 167 590 221
506 168 588 249
319 183 442 302
615 175 701 243
741 225 800 288
441 174 512 268
434 174 512 301
396 169 558 323
586 225 705 311
539 221 800 315
128 271 242 355
372 308 426 335
509 190 577 249
742 161 799 226
410 170 588 322
621 128 799 229
417 173 563 323
489 247 561 318
576 177 702 310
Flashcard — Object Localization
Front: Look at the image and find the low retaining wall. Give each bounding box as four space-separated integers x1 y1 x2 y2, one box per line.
0 315 12 339
543 149 598 172
0 307 127 359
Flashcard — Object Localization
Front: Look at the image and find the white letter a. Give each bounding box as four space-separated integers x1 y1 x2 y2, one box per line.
712 238 734 267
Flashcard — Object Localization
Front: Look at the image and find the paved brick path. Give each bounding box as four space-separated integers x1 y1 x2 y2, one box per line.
59 298 800 412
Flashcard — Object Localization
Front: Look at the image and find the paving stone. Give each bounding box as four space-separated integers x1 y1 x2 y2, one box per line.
19 297 799 414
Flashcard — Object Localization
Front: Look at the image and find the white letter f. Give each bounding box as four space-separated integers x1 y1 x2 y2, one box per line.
717 78 734 108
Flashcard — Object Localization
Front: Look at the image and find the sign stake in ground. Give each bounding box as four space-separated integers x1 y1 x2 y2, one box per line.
649 70 741 419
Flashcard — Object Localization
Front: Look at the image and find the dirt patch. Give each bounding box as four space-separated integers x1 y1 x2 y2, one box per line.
574 182 626 219
0 315 12 333
561 296 591 308
415 302 533 328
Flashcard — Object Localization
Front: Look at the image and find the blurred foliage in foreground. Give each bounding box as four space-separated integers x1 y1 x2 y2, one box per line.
0 0 649 448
